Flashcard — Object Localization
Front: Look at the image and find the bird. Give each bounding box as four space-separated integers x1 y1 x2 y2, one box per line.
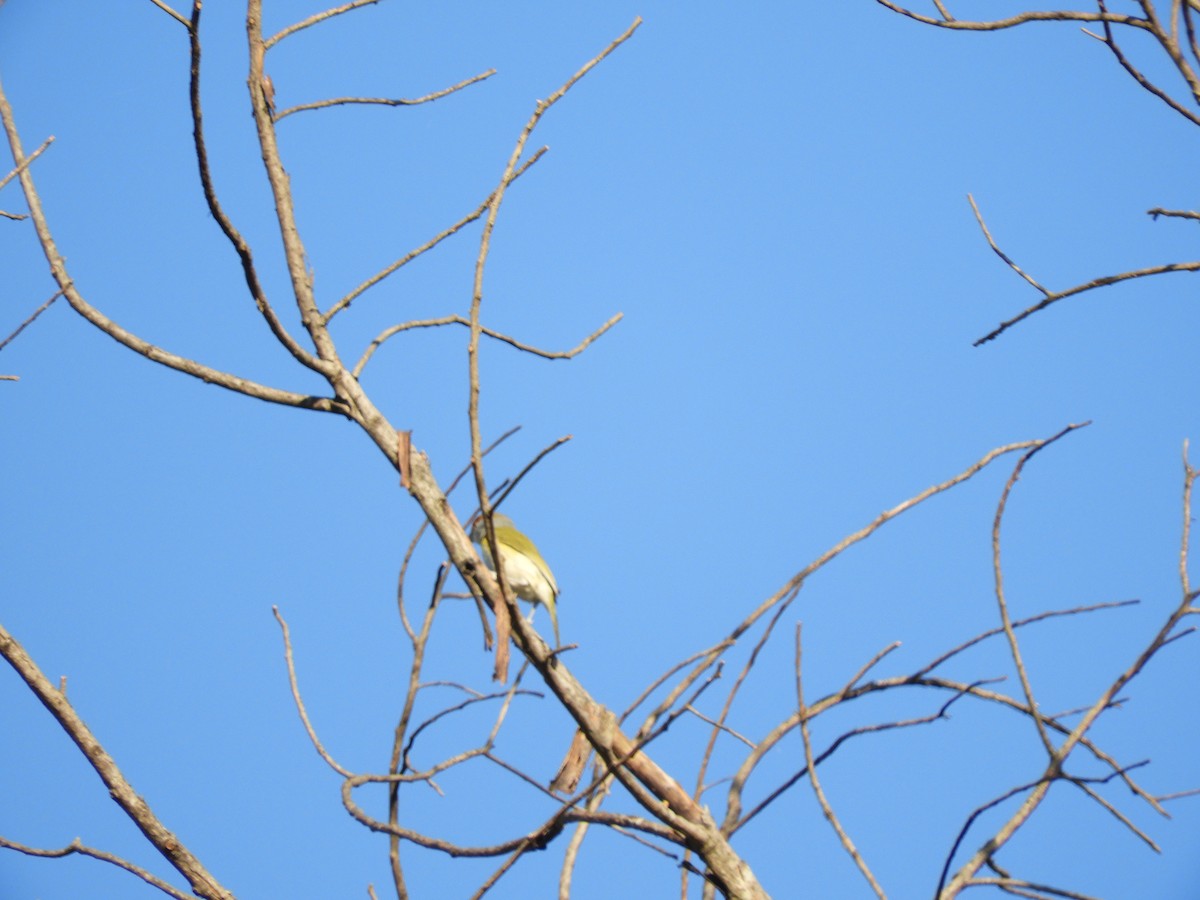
470 512 560 647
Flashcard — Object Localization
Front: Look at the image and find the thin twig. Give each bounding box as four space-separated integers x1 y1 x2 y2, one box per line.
839 641 903 693
936 778 1047 898
0 288 64 352
490 436 573 513
1096 0 1200 127
468 19 641 683
974 259 1200 346
795 624 886 898
1157 786 1200 802
265 0 380 48
1068 776 1159 851
685 705 755 749
189 2 322 373
275 70 494 120
619 642 731 723
871 2 1150 32
915 599 1139 678
990 427 1086 755
938 442 1200 895
147 0 190 27
272 606 353 776
694 596 794 839
733 678 987 835
739 433 1081 641
354 310 621 379
1181 440 1195 597
976 862 1100 900
0 836 193 900
327 149 547 324
0 134 53 193
968 194 1049 295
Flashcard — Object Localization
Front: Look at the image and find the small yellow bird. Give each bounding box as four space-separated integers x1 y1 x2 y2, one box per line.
470 513 560 646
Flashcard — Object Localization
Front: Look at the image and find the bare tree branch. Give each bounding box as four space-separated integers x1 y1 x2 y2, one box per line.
977 858 1102 900
990 427 1083 755
0 836 194 900
0 133 52 195
1148 205 1200 221
274 69 495 121
0 75 349 414
974 250 1200 347
0 621 233 900
870 3 1150 32
147 0 189 28
1095 0 1200 127
189 2 324 373
0 288 63 353
795 624 886 898
937 441 1200 897
467 18 640 683
1068 774 1159 851
876 5 1200 347
354 310 622 379
264 0 381 49
968 193 1049 296
325 148 548 323
273 606 354 777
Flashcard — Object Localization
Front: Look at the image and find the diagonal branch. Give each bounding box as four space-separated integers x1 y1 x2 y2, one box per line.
975 255 1200 346
273 606 354 777
264 0 381 49
147 0 189 27
0 288 63 352
324 149 548 323
1095 0 1200 127
968 194 1049 296
0 133 52 195
0 620 233 900
0 836 193 900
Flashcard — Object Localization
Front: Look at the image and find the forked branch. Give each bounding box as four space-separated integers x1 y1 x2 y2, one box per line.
937 442 1199 897
968 195 1200 345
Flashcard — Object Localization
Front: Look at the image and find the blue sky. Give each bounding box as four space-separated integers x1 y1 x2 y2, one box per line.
2 2 1198 898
